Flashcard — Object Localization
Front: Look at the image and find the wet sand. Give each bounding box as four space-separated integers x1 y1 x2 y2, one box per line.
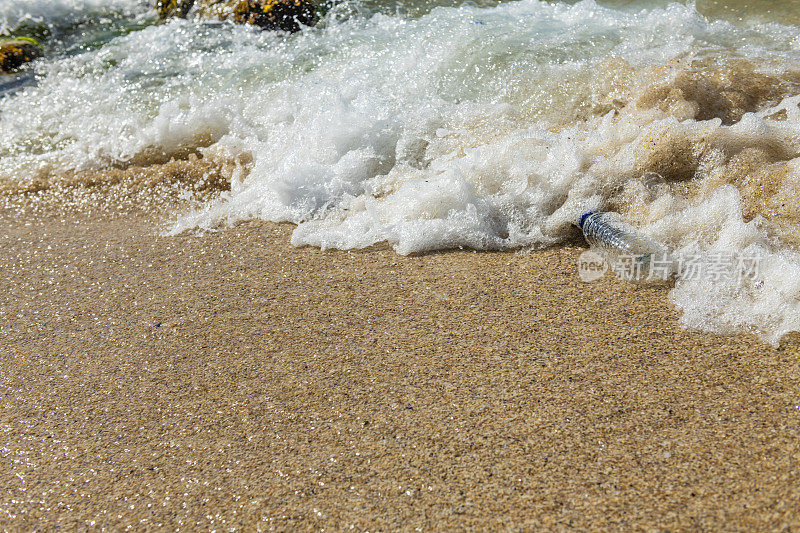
1 205 799 530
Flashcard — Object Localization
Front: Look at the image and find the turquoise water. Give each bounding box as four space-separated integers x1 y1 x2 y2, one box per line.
2 0 800 343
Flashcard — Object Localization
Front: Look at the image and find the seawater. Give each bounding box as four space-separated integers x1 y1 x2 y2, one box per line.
2 0 800 344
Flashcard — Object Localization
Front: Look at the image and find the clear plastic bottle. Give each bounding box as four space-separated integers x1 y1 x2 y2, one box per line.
578 212 673 281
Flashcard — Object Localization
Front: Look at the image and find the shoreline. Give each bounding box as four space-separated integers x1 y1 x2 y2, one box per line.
2 206 799 529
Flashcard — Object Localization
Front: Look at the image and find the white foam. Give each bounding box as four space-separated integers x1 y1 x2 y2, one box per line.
645 187 800 345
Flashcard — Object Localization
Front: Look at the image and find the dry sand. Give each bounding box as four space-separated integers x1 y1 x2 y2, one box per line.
1 199 800 530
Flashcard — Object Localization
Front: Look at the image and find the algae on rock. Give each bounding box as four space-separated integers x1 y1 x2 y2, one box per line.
156 0 318 32
0 38 43 73
232 0 317 32
156 0 196 18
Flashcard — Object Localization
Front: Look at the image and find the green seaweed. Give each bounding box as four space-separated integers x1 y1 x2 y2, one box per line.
0 36 43 49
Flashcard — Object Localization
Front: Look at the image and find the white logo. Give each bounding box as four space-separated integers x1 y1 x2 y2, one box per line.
577 251 607 282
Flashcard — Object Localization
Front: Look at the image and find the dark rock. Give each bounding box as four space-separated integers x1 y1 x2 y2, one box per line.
156 0 196 18
0 39 43 73
157 0 318 32
232 0 317 32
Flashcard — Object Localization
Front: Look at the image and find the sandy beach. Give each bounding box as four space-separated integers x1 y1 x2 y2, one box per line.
2 195 799 530
5 0 800 529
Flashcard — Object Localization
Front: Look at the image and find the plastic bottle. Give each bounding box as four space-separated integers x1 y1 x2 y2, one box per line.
578 211 673 281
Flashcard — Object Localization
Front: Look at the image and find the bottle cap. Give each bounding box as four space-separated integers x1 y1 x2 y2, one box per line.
579 212 595 229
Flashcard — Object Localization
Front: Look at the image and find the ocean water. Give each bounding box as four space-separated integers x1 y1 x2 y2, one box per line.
2 0 800 344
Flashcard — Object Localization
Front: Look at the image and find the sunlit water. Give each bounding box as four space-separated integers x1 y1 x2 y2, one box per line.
3 0 800 344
